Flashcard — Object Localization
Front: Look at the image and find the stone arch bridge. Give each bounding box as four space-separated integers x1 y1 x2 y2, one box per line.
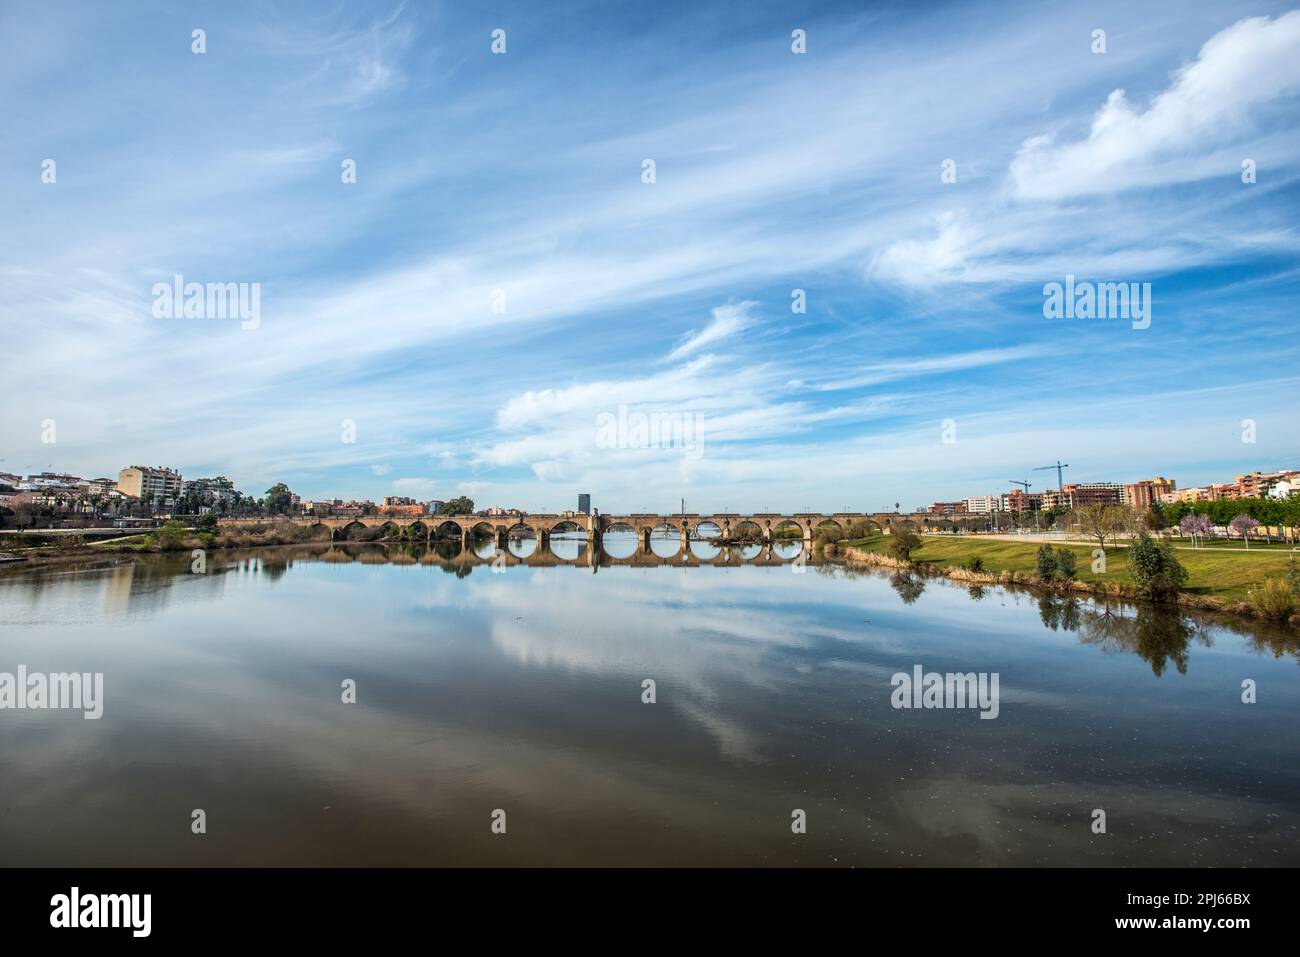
221 511 904 554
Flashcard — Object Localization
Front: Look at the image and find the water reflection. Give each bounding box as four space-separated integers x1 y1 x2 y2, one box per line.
1 545 1298 867
889 571 926 605
508 533 537 558
548 532 588 562
601 529 637 560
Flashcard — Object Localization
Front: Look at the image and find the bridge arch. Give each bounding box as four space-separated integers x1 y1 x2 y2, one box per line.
646 521 682 558
686 520 721 559
337 519 374 542
601 522 637 559
547 520 585 561
432 519 463 539
506 522 538 558
770 519 805 560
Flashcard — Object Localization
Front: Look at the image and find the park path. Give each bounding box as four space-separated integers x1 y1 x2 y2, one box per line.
923 532 1294 553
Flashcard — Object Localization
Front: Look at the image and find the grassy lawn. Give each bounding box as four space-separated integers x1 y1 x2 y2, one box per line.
842 534 1295 602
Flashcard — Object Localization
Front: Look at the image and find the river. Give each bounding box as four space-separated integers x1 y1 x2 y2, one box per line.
1 542 1297 866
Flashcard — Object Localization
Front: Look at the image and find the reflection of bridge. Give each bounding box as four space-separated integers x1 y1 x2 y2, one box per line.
221 512 900 559
251 539 833 570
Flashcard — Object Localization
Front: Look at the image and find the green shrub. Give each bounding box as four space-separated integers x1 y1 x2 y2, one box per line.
1035 544 1058 580
1127 532 1188 600
147 520 190 552
966 556 985 573
1054 548 1077 581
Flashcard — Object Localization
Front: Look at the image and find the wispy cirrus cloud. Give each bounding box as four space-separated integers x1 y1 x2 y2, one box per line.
1 0 1297 510
664 299 758 361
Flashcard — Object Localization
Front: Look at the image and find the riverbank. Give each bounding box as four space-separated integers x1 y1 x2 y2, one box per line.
832 535 1300 627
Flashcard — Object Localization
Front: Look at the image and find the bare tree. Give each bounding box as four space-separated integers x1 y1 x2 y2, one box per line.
1073 503 1128 551
13 502 37 530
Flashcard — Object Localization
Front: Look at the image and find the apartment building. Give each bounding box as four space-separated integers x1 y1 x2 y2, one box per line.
27 471 83 489
377 503 426 517
1039 483 1123 509
85 477 121 496
1000 490 1043 512
962 495 998 514
1232 470 1300 499
117 466 183 506
183 476 239 505
1269 480 1299 500
1165 484 1233 504
1122 477 1176 511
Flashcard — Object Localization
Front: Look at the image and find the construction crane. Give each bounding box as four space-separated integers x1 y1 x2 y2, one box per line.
1034 460 1070 491
1009 479 1035 514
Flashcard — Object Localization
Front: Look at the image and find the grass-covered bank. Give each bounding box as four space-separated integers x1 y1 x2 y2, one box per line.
828 532 1299 626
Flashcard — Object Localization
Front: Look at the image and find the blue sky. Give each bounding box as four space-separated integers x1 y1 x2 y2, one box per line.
3 0 1298 511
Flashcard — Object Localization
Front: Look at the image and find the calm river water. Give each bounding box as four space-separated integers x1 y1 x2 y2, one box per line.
1 543 1297 866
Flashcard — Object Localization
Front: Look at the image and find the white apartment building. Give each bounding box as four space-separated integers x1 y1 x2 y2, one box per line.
117 466 183 505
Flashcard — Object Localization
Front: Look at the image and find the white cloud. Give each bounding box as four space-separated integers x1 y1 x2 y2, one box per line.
665 300 758 361
1010 11 1300 199
869 212 976 286
392 477 439 497
813 346 1056 391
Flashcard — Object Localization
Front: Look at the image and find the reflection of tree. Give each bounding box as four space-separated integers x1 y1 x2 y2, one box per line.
1076 602 1131 654
1037 595 1081 631
261 556 290 582
1242 625 1300 665
1076 603 1214 676
889 571 925 605
968 585 985 601
433 540 462 561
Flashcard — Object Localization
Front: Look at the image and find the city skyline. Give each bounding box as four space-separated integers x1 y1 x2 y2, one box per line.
4 458 1296 518
3 1 1299 510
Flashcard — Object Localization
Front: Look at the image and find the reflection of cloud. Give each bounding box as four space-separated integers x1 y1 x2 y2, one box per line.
5 553 1300 864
